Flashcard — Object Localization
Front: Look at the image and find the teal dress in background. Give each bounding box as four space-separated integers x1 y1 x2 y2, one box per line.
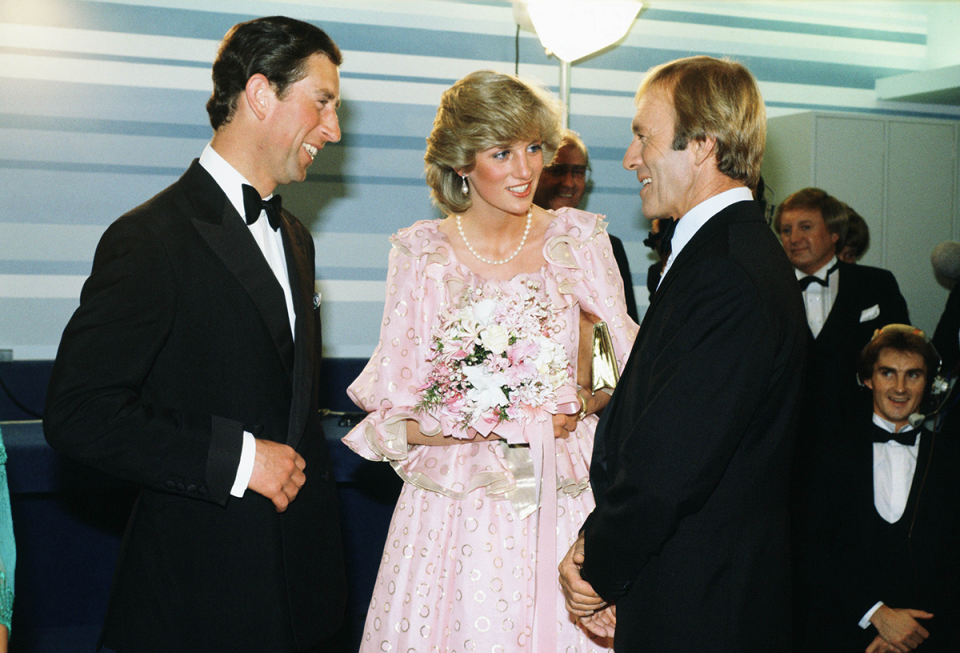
0 427 14 633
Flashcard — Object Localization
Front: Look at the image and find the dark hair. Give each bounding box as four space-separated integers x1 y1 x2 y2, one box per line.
206 16 342 130
839 204 870 259
773 187 848 244
857 324 939 393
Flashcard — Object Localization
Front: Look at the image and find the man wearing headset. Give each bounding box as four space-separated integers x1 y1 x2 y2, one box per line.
832 325 960 653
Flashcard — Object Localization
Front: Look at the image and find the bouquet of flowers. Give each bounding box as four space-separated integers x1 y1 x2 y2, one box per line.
416 280 573 439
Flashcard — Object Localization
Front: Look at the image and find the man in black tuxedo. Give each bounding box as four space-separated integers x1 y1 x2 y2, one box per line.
776 188 909 422
832 325 959 653
559 56 807 652
43 16 347 653
776 188 910 650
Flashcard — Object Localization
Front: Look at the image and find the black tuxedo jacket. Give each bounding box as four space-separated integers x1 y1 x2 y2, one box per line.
803 261 909 428
582 200 807 652
831 417 960 652
608 234 638 323
933 284 960 374
44 161 346 652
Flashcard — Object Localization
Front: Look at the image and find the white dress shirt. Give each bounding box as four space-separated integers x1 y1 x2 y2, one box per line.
199 143 297 497
858 413 921 629
795 256 839 338
657 187 754 288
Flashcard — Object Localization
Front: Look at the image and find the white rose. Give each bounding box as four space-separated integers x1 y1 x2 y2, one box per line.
479 324 510 355
534 337 565 372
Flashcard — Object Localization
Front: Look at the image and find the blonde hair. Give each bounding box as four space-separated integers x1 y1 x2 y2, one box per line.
637 56 766 190
425 70 563 213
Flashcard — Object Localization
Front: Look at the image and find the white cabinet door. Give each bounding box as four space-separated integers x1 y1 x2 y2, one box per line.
813 115 886 268
886 120 958 333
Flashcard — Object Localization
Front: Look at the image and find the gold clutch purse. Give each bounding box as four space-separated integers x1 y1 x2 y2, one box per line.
591 321 620 393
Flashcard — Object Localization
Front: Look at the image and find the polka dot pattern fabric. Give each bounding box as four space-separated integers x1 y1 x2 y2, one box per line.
344 209 637 652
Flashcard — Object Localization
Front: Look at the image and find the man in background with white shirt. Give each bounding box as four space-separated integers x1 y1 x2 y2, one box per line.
831 325 959 653
776 187 909 411
44 16 346 652
776 187 911 651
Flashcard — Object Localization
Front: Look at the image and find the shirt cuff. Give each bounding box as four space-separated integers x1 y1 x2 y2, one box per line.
230 431 256 497
860 601 885 629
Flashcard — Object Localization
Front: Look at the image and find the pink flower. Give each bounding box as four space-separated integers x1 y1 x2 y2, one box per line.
507 338 540 365
444 393 466 414
415 282 572 432
502 360 535 387
448 348 470 361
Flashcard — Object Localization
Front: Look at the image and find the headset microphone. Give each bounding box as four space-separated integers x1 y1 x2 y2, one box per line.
908 376 954 428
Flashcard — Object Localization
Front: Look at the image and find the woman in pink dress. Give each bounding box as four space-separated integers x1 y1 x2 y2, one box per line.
344 70 637 653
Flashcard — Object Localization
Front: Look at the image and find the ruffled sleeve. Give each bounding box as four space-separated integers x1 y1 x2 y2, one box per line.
345 222 444 460
0 430 15 634
544 207 638 371
344 223 520 500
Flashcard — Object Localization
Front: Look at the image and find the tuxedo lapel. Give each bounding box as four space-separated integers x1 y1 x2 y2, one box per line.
178 162 295 378
905 428 933 519
596 203 753 501
647 202 749 318
279 214 316 450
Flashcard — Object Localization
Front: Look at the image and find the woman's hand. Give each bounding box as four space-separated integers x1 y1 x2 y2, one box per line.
404 419 502 446
577 386 611 420
553 412 578 439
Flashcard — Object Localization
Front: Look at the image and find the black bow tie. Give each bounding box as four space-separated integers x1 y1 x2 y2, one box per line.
657 218 677 257
871 423 918 447
242 184 282 231
798 261 839 291
798 275 827 291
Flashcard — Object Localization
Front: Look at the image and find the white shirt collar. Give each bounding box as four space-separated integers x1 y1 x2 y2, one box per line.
668 187 754 263
872 412 916 435
794 256 838 281
198 143 275 221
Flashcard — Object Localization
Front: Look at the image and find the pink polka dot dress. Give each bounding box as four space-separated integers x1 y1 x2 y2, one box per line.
345 209 637 653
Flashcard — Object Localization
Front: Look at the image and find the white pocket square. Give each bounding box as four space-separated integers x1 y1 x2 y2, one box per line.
860 304 880 322
313 292 322 309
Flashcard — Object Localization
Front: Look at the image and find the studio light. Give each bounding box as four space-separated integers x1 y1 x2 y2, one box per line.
514 0 642 125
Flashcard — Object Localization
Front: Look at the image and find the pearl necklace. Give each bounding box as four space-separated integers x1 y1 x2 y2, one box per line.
456 209 532 266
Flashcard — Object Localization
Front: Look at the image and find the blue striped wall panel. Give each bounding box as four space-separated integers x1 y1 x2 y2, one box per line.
1 0 957 360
